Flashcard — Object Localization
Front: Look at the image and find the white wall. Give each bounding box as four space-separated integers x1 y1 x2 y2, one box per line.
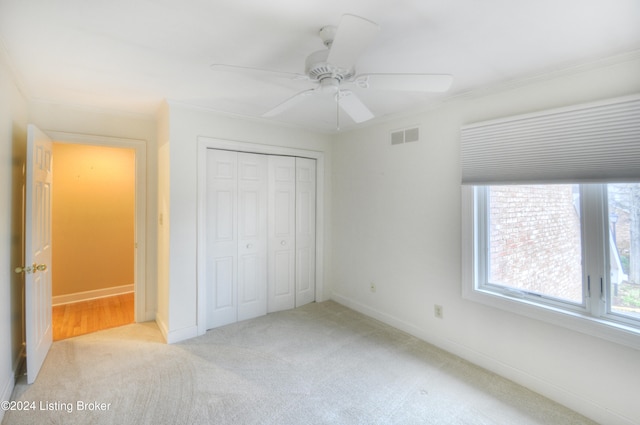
331 56 640 425
0 46 28 421
28 101 158 322
159 102 333 342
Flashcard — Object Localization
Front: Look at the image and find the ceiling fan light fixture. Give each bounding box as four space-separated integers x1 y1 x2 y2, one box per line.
319 77 339 94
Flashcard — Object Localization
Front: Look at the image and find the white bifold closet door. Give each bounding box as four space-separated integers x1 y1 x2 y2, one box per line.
294 157 316 308
267 155 296 312
206 150 268 328
206 149 316 330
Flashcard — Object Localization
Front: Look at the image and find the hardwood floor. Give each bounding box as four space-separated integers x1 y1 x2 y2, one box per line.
52 293 134 341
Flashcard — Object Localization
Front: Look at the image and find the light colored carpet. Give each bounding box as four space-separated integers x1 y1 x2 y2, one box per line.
3 301 596 425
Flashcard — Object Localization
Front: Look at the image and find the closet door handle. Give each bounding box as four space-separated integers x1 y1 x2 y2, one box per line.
280 240 286 246
246 244 253 249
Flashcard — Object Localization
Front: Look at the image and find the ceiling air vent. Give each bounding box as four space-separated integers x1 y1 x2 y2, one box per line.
390 126 420 145
391 130 404 145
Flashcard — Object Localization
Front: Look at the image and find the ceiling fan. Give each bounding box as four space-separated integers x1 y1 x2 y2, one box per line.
211 14 453 127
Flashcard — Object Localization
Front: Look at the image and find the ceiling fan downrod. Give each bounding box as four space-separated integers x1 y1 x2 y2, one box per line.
336 90 341 131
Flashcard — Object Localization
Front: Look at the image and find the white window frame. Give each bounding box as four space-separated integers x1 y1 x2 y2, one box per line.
462 184 640 351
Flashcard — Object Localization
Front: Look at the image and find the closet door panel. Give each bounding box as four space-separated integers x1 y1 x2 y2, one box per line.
295 158 316 307
206 149 238 328
237 153 268 321
213 257 234 308
268 156 296 312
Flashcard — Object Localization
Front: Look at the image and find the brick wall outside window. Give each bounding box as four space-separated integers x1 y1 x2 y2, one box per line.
489 185 583 302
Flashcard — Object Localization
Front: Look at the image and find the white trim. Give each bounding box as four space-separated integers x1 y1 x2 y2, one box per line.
196 137 325 336
331 292 635 425
165 325 199 345
155 312 169 343
0 371 14 422
155 311 197 344
462 93 640 130
0 342 26 421
453 50 640 103
44 131 149 322
52 284 134 306
1 371 15 401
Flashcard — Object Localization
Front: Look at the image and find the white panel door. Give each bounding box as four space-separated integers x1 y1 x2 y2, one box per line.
206 149 238 328
267 156 296 312
23 124 53 384
295 158 316 307
237 153 268 321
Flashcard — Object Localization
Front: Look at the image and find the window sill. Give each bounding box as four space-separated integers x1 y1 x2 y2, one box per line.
462 284 640 351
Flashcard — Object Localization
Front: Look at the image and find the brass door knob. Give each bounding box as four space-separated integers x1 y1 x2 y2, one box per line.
15 265 33 274
15 264 47 274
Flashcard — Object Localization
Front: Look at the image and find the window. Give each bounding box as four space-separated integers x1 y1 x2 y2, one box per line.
468 183 640 338
608 183 640 323
460 95 640 349
483 184 583 306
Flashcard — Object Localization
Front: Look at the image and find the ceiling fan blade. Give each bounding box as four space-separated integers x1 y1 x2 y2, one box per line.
262 89 316 117
355 73 453 92
211 64 308 81
326 14 379 71
338 90 374 123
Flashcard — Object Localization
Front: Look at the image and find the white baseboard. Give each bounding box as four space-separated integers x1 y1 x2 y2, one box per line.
155 312 198 344
155 313 169 343
1 343 26 422
330 292 635 425
166 325 198 344
0 370 15 422
52 284 134 306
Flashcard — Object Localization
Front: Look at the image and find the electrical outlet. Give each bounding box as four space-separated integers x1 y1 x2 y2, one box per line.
434 304 443 319
370 282 376 293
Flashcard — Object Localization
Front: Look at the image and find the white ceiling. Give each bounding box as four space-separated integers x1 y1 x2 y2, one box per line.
1 0 639 132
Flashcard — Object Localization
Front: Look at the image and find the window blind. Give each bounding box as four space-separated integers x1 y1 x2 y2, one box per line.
460 95 640 185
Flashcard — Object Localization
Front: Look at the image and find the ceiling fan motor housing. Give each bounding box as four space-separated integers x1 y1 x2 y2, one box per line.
305 49 354 83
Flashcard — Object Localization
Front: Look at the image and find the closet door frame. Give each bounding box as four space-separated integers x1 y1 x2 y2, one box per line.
196 137 325 336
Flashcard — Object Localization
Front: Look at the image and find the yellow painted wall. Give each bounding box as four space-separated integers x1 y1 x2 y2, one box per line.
52 143 135 296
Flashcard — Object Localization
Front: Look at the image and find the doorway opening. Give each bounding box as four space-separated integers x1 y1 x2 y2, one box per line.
51 143 136 340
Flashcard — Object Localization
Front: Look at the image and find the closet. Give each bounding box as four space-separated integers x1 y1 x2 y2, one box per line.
205 149 316 329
